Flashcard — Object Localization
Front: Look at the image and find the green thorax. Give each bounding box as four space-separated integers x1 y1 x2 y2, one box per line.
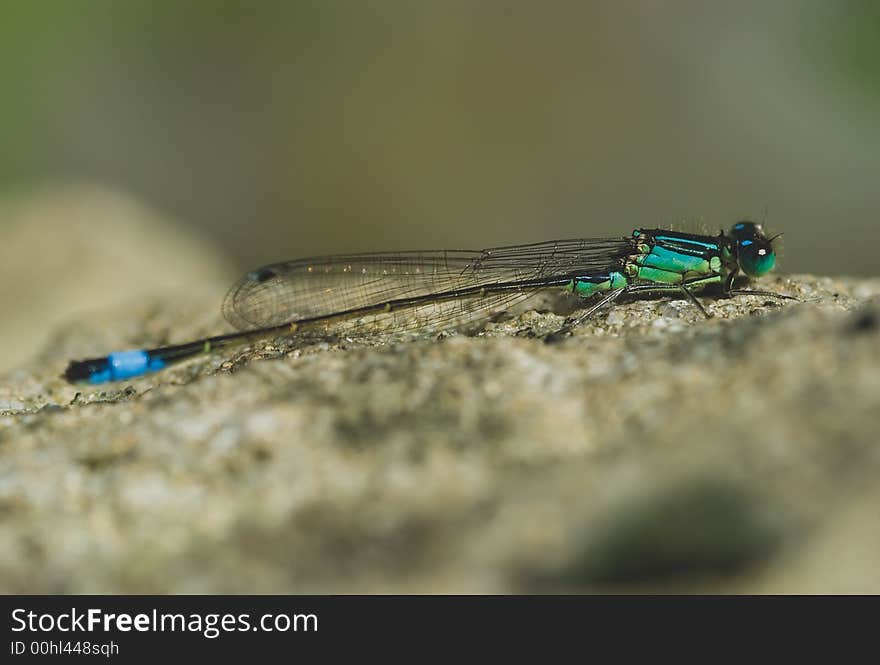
627 229 732 286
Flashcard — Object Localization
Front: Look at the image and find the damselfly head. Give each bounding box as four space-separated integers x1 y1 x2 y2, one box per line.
728 220 766 242
728 220 778 277
737 237 776 277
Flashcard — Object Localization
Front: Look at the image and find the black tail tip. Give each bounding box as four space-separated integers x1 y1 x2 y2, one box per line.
63 358 106 384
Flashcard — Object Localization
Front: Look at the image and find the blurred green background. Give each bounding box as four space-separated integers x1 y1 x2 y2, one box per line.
1 0 879 371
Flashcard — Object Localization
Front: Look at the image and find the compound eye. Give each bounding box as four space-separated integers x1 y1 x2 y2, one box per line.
730 220 765 242
739 239 776 277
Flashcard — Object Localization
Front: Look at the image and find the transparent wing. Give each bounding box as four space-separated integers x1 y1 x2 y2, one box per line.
222 238 633 337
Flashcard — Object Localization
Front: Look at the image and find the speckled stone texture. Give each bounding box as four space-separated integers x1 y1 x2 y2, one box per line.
2 268 878 593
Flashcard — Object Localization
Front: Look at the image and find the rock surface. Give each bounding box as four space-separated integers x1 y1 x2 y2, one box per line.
0 185 234 375
2 268 878 593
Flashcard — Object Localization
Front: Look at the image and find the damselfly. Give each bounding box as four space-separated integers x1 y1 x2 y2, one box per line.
64 221 792 384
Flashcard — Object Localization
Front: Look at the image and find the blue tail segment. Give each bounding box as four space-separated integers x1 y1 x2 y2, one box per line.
64 329 260 384
64 350 166 384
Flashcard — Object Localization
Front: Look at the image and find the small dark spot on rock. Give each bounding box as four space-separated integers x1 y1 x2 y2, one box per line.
847 308 878 335
521 475 788 590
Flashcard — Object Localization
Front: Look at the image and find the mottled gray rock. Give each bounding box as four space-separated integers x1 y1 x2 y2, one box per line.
0 184 235 375
1 274 878 593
